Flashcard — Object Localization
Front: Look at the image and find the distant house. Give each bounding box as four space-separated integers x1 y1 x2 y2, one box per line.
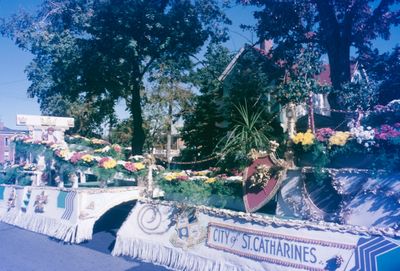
0 121 26 164
218 42 367 134
152 122 185 161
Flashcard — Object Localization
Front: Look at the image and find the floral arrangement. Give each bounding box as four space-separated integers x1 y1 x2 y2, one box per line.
315 128 335 142
12 134 148 186
291 130 315 146
156 169 243 208
123 161 145 172
291 121 400 170
328 131 351 146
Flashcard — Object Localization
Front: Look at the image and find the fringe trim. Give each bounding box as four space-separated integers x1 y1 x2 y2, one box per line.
75 219 97 243
112 237 243 271
0 212 82 243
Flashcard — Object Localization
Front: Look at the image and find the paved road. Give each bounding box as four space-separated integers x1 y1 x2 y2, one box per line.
0 222 169 271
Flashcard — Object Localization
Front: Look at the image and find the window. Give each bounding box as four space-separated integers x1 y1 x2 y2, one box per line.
4 151 9 160
5 137 9 146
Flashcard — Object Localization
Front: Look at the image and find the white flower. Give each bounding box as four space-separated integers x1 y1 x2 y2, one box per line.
226 176 243 182
102 146 111 152
350 125 375 145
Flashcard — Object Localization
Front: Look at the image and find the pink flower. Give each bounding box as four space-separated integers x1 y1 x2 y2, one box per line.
374 125 400 140
113 144 122 152
374 104 386 111
70 152 84 164
124 162 137 172
176 175 189 181
315 128 335 142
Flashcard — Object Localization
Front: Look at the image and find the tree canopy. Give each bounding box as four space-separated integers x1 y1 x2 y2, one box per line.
1 0 230 154
359 45 400 104
242 0 400 108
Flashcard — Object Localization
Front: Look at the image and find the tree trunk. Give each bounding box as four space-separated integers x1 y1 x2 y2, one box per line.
166 101 172 168
316 0 352 110
308 91 315 133
130 81 145 155
326 41 351 110
108 114 113 143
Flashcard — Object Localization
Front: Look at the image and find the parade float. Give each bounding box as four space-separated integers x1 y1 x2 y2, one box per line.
111 101 400 271
0 115 148 243
1 105 399 270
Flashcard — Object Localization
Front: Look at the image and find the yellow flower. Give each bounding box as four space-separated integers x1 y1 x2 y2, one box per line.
291 130 314 145
302 130 315 145
134 162 145 170
103 158 117 169
329 131 350 146
193 170 209 176
164 174 175 181
205 177 217 184
91 138 109 145
59 149 70 158
81 154 94 163
291 132 304 144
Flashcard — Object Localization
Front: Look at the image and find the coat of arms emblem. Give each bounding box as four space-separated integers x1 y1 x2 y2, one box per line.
169 207 207 249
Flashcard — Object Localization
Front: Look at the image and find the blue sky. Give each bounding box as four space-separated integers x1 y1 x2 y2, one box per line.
0 1 398 129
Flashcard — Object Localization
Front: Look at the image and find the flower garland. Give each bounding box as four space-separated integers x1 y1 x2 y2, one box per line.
12 134 148 184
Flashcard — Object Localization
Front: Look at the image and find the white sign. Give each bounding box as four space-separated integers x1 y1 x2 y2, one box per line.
207 222 354 270
16 114 74 143
16 114 74 128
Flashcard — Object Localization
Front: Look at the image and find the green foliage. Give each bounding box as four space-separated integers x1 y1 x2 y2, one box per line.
359 46 400 105
218 102 271 170
15 141 46 162
0 167 23 184
335 79 378 111
181 44 284 164
276 46 331 105
181 44 233 160
92 167 116 182
56 162 75 184
293 136 400 172
18 176 33 186
374 148 400 172
293 141 330 168
143 60 195 152
157 178 242 208
109 119 133 147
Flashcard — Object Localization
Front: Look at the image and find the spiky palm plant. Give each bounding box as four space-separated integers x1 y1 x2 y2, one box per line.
217 102 271 170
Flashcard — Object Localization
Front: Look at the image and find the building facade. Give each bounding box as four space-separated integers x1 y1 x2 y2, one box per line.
0 121 26 164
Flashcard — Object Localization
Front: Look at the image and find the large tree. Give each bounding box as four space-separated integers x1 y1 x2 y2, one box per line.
359 45 400 104
2 0 229 154
181 44 232 160
242 0 400 108
181 43 284 163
